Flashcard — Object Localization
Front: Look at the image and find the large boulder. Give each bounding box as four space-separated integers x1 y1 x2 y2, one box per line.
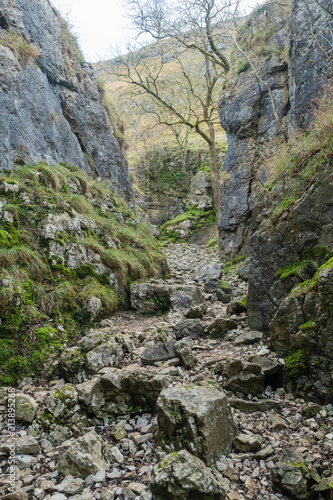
77 364 171 417
155 384 237 464
217 358 265 396
151 449 227 500
57 431 109 478
15 393 38 423
0 0 132 199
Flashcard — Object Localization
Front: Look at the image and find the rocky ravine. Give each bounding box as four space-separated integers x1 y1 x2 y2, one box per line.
1 244 333 500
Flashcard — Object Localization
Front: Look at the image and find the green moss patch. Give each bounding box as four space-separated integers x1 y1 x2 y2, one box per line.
160 207 216 242
283 350 307 380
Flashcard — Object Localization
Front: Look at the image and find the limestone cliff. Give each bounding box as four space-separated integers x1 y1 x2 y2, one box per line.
218 0 333 401
218 0 333 259
0 0 132 200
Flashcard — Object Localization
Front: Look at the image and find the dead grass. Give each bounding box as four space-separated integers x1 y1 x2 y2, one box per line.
0 32 40 66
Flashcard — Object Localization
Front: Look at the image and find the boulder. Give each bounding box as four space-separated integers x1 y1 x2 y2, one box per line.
0 435 40 455
141 342 176 365
45 384 79 419
173 338 197 369
229 398 280 413
184 303 208 319
15 393 38 423
57 431 109 478
233 434 263 452
58 346 87 384
221 359 265 396
130 283 202 315
155 384 237 464
195 263 222 282
208 317 238 339
151 449 227 500
76 379 105 415
173 319 205 340
85 342 123 373
54 475 84 495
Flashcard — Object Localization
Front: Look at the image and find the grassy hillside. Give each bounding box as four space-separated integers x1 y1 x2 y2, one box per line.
0 163 166 385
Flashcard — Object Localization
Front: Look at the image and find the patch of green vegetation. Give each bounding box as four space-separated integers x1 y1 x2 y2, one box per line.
283 350 307 380
0 32 40 66
239 295 248 309
160 207 216 242
152 295 171 315
289 462 309 470
222 255 247 273
237 60 250 75
0 162 166 386
207 236 218 248
277 260 317 280
299 320 314 332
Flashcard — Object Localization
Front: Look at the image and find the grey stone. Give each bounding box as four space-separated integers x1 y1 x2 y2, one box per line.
208 317 238 338
130 282 203 315
184 303 208 319
173 319 205 340
85 342 123 373
1 435 40 455
54 475 84 495
15 393 38 423
229 398 280 413
57 431 109 478
234 331 263 345
155 384 237 464
233 434 263 452
173 337 197 369
141 342 176 365
151 449 227 499
222 360 265 396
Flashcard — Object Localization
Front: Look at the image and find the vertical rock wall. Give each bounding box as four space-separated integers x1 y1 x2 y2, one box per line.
218 0 333 261
0 0 132 200
218 7 289 259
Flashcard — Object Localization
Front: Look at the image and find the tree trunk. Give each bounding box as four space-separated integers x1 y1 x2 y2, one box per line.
207 121 219 211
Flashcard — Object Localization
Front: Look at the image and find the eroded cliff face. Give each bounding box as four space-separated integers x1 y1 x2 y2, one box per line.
218 0 333 260
221 0 333 400
218 7 289 259
0 0 132 200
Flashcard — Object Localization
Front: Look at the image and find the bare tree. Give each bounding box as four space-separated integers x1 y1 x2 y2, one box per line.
105 40 224 209
110 0 240 209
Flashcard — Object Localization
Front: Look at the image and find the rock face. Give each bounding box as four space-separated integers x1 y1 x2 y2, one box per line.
218 6 289 259
218 0 333 259
155 384 237 464
0 0 131 200
132 147 215 226
288 0 333 130
248 172 333 331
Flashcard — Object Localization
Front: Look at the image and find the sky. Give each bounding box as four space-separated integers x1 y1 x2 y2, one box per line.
51 0 259 63
51 0 130 61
